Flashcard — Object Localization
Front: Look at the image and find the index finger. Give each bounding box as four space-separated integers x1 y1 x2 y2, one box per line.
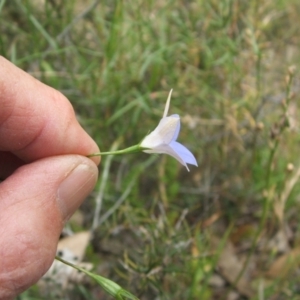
0 56 100 163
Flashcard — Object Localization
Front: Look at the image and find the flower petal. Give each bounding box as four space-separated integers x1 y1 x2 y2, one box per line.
143 141 197 171
141 130 163 149
170 115 180 141
141 115 180 148
155 115 180 144
143 144 186 166
169 141 198 166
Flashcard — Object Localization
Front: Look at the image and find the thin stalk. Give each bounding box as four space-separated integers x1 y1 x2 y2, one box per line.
88 144 141 157
55 255 84 271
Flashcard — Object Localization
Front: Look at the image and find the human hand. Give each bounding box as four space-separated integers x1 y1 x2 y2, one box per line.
0 56 100 299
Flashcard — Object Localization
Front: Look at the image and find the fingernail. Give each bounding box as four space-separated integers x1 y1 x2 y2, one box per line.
57 163 98 221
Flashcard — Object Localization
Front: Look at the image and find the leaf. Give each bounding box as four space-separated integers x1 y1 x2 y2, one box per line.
57 231 91 262
212 237 255 298
55 256 139 300
266 247 300 279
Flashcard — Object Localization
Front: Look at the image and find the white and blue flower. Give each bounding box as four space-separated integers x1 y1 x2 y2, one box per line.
140 90 197 171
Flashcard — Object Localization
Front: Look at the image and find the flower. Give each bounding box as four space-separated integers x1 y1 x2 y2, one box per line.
140 90 198 171
88 89 198 172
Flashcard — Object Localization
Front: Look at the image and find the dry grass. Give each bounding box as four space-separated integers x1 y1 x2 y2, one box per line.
2 0 300 299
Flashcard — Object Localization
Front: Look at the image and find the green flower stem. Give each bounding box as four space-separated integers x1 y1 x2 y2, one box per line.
87 144 141 157
55 256 138 300
55 255 87 272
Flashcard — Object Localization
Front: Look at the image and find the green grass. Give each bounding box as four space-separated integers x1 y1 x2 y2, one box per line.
3 0 300 299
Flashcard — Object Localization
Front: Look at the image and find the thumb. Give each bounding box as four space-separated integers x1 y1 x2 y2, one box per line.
0 155 98 299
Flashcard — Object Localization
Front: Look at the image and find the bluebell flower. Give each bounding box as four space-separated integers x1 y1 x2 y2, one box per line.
140 90 197 171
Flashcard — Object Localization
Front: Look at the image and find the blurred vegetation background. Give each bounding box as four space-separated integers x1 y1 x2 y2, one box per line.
2 0 300 299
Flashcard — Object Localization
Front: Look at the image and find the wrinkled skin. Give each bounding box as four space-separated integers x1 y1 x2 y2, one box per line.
0 56 100 299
